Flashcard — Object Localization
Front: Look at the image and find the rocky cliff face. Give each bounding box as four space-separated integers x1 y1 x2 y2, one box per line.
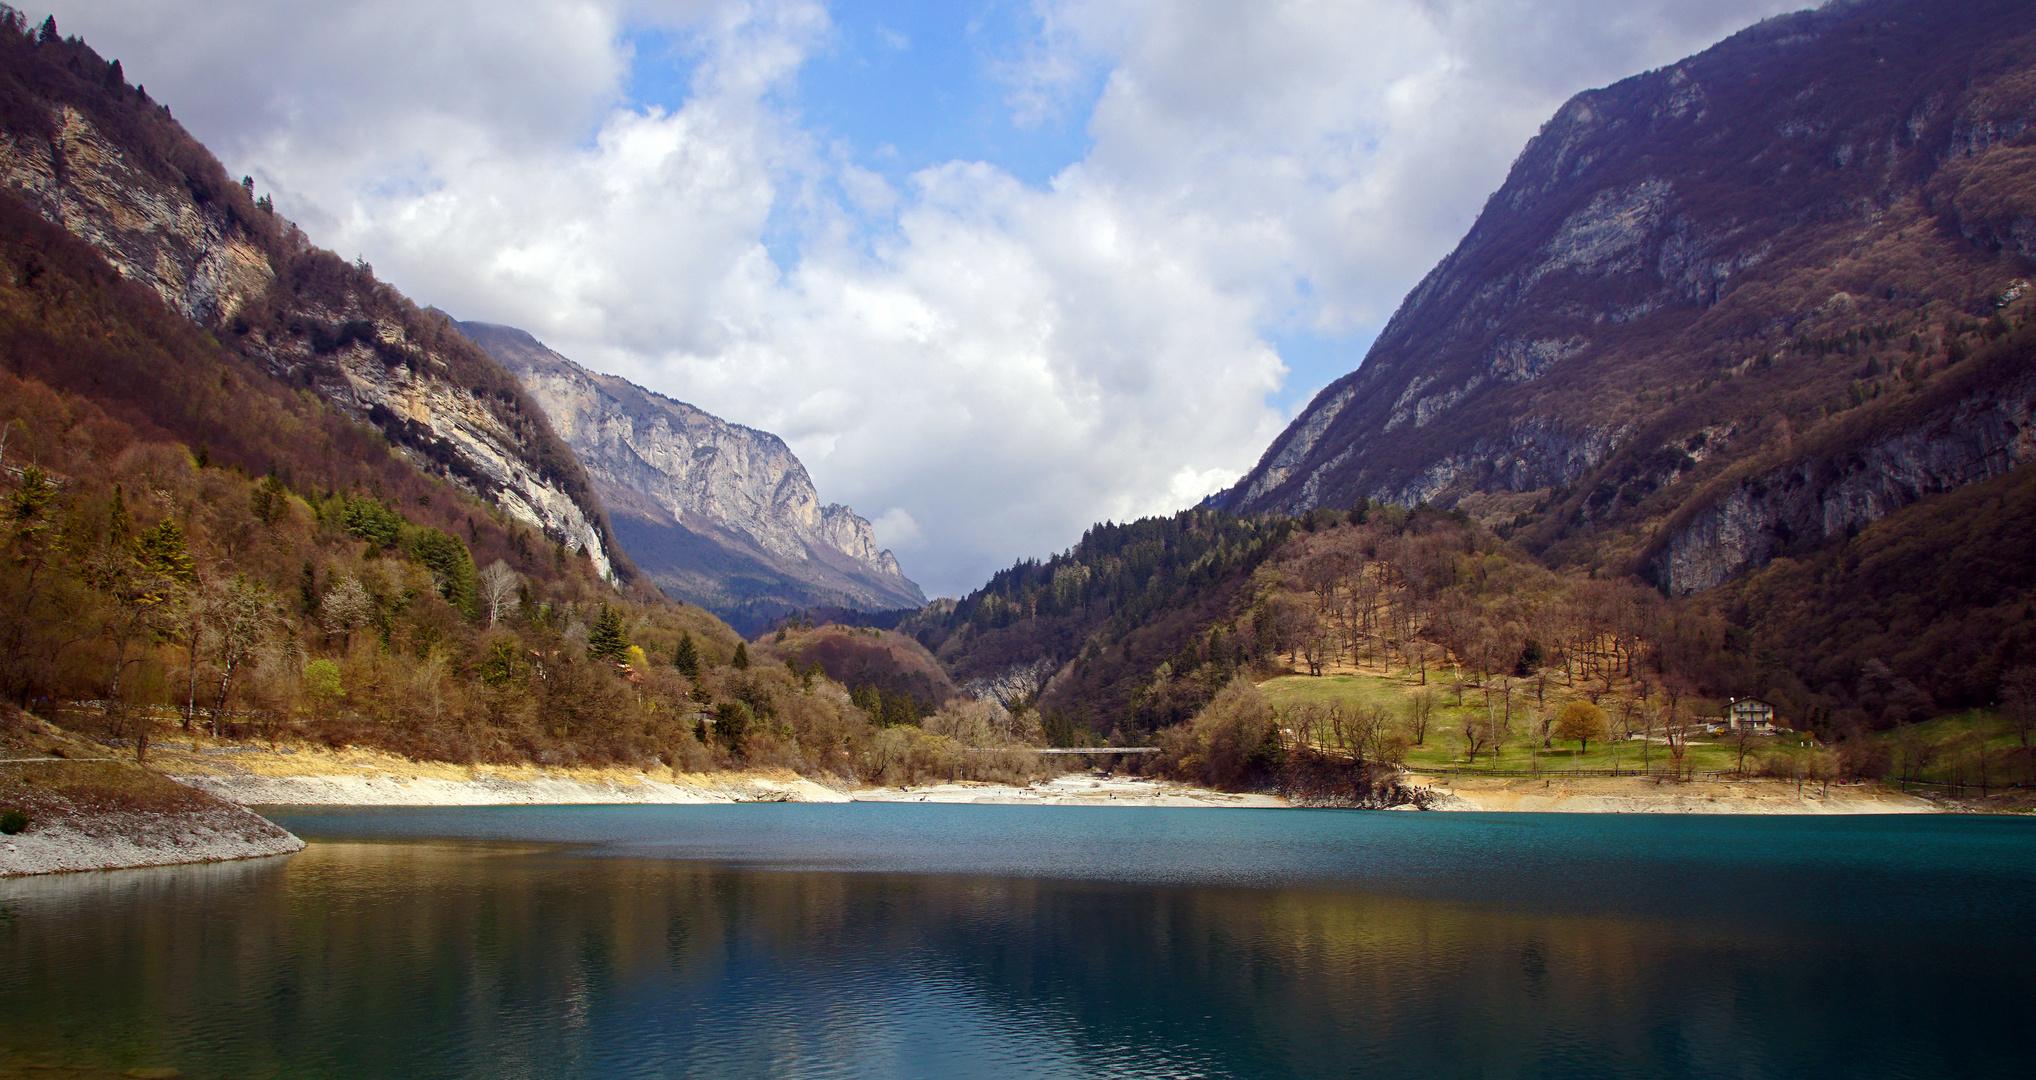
460 323 924 628
1222 0 2036 589
0 34 622 578
1653 365 2036 593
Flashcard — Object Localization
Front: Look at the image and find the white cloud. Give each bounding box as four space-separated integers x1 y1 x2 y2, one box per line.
872 507 922 549
48 0 1799 596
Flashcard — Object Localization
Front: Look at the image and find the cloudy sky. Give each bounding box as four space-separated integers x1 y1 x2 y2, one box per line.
49 0 1797 597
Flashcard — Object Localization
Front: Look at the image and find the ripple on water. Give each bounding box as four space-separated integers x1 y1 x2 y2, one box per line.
1 806 2031 1079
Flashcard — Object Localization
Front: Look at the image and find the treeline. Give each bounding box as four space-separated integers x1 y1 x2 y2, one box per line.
899 507 1302 717
760 622 954 721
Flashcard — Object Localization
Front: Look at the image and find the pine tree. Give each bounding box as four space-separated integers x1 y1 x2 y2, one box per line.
673 631 702 680
712 702 751 755
134 521 195 587
732 641 750 670
297 560 318 616
107 485 131 547
587 605 629 663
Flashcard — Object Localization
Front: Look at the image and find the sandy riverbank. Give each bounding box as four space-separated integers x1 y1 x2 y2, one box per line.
158 740 1286 808
157 742 849 806
162 739 1946 814
1407 773 1939 813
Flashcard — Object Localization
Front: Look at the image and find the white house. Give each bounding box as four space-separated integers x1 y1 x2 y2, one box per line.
1722 697 1780 732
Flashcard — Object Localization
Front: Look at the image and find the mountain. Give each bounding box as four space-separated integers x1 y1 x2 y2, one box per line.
0 20 629 580
1220 0 2036 595
459 323 925 630
888 0 2036 741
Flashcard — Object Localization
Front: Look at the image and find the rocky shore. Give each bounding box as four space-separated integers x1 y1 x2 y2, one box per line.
1 711 303 877
0 797 302 876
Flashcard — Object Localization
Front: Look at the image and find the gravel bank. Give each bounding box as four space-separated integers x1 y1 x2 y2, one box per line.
0 802 302 876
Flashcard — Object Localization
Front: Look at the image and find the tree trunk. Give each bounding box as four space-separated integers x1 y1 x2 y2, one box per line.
211 657 239 737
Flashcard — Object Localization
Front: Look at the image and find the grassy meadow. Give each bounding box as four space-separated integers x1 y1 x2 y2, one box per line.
1256 662 1814 777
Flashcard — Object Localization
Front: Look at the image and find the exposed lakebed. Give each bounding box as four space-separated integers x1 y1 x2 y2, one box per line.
2 805 2032 1079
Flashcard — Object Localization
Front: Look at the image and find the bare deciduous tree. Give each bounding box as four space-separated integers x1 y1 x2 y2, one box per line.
478 559 520 627
1407 689 1435 746
209 575 281 737
320 575 374 648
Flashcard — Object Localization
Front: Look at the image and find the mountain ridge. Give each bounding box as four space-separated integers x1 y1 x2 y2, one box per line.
460 321 925 631
0 19 631 580
1219 0 2036 594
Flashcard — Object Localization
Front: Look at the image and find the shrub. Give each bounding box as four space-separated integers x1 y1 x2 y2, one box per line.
304 659 343 702
0 809 27 835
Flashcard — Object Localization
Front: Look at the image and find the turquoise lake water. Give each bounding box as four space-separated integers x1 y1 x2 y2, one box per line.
2 805 2033 1079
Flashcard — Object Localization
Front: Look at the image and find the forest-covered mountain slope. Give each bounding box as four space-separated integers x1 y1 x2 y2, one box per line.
460 323 924 632
0 15 630 580
1220 0 2036 595
0 11 1011 784
0 169 1003 778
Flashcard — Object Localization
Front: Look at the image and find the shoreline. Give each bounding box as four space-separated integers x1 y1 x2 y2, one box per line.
0 802 303 877
6 738 1979 879
1406 772 1941 814
1 715 306 878
164 740 1953 815
154 741 1291 810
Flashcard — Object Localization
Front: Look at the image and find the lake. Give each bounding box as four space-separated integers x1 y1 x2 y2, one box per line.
2 805 2032 1079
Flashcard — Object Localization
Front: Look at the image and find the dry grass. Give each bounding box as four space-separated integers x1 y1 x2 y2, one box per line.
1 706 234 827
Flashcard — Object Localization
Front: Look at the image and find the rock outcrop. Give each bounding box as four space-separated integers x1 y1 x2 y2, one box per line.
460 323 924 628
1651 367 2036 593
0 38 623 577
1221 0 2036 590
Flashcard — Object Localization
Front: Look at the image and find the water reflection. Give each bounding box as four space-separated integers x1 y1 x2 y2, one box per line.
1 814 2031 1079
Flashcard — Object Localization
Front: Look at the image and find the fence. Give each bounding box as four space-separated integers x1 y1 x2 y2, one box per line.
963 747 1160 755
57 701 275 722
1420 764 1740 781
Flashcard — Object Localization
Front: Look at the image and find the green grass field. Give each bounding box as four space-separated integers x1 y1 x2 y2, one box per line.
1256 669 1789 776
1866 709 2034 790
